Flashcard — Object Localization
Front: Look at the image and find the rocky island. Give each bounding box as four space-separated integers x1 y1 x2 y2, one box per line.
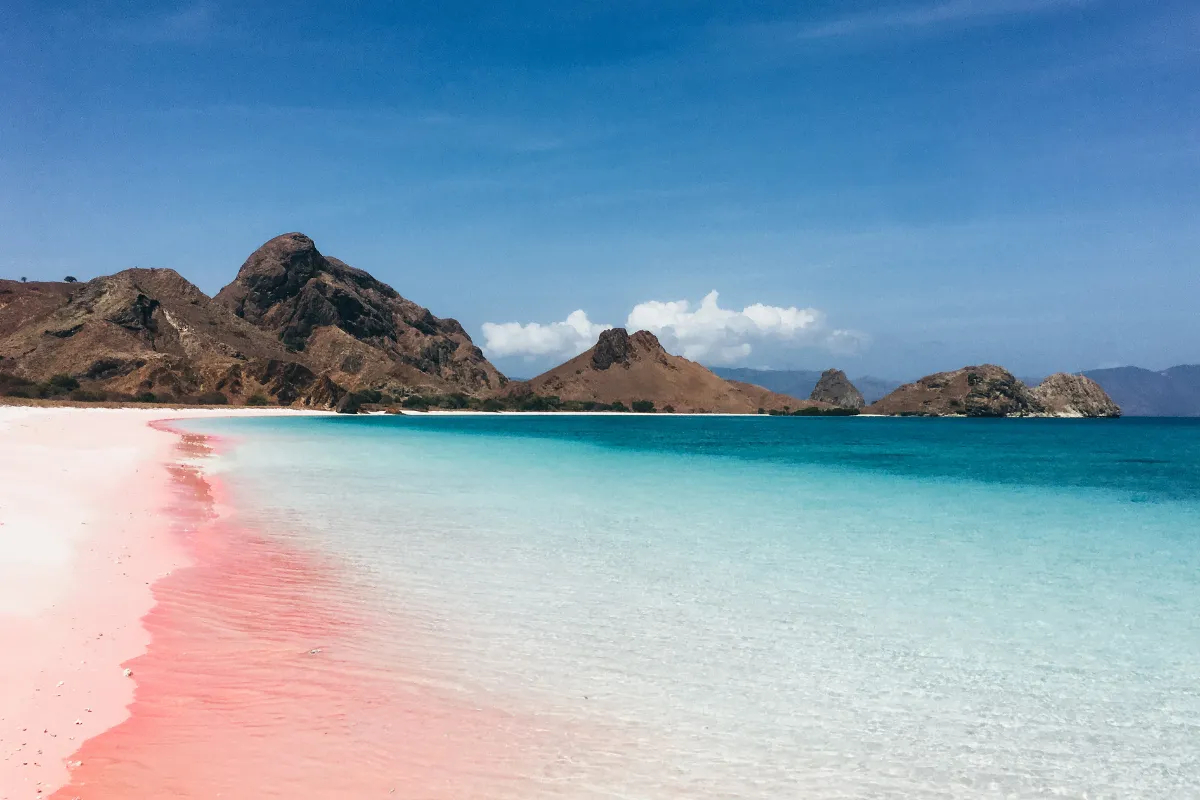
866 365 1120 418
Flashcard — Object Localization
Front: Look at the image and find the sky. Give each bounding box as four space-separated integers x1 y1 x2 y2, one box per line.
1 0 1197 380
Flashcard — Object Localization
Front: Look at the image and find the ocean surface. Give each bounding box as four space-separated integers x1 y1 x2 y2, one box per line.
178 414 1200 798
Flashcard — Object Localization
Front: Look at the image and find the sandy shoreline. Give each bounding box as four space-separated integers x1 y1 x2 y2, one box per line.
0 407 327 799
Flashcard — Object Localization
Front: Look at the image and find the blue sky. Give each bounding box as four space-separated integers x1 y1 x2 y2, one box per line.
1 0 1197 379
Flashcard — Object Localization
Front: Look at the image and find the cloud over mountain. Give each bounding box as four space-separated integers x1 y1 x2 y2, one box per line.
481 291 867 364
480 310 612 359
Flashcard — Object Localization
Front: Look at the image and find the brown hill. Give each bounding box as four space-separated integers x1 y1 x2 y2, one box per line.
214 233 504 396
867 364 1120 417
0 269 340 405
1030 373 1121 417
513 328 824 413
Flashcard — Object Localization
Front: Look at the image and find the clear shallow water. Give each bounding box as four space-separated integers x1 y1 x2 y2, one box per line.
185 415 1200 798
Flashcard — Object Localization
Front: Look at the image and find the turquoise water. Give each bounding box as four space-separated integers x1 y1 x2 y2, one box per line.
186 415 1200 797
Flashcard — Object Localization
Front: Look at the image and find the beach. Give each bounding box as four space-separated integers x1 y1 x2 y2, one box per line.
2 408 1198 797
0 406 323 799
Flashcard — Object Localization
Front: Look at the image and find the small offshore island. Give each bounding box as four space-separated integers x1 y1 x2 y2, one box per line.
1 232 1120 418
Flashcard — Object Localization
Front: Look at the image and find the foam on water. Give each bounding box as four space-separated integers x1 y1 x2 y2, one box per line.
172 416 1200 796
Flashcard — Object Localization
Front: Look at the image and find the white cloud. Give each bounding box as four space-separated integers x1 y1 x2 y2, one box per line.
482 290 868 365
627 291 837 364
480 310 612 360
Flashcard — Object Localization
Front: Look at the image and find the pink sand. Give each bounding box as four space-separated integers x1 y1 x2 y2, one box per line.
0 408 188 799
1 408 541 798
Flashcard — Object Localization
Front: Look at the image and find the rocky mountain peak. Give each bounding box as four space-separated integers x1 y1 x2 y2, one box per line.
591 328 631 370
809 368 865 409
214 233 504 393
590 328 667 370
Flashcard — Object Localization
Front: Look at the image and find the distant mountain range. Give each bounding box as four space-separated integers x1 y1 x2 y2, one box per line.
710 368 901 404
1083 365 1200 417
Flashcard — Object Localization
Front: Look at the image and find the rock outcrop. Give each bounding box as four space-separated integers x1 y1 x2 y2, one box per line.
809 369 865 409
867 365 1042 417
867 364 1122 418
214 233 504 396
1030 373 1121 417
513 328 827 413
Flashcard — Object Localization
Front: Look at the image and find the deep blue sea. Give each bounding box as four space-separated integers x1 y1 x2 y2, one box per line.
185 414 1200 797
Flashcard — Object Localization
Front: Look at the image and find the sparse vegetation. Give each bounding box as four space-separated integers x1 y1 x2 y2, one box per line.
790 406 860 417
195 391 230 405
631 400 656 413
47 374 80 393
0 372 35 397
401 394 430 410
64 276 78 283
515 394 561 412
245 393 270 406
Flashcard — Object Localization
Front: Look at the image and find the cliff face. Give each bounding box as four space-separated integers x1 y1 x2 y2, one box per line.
867 365 1121 418
809 369 865 409
514 328 823 413
214 233 505 395
1031 373 1121 418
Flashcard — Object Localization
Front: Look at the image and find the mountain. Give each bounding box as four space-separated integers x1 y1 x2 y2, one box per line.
514 328 824 413
866 365 1120 417
0 268 342 404
808 369 865 409
1082 365 1200 417
709 367 901 404
214 233 505 396
0 233 506 406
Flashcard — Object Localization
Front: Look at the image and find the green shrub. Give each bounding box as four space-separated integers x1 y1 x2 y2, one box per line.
47 374 80 393
402 395 430 410
481 398 506 412
631 400 656 413
196 391 230 405
68 389 106 402
662 405 676 414
0 372 34 397
609 401 628 412
134 392 158 403
516 394 561 412
439 392 470 409
338 389 386 414
245 393 270 406
791 406 860 417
